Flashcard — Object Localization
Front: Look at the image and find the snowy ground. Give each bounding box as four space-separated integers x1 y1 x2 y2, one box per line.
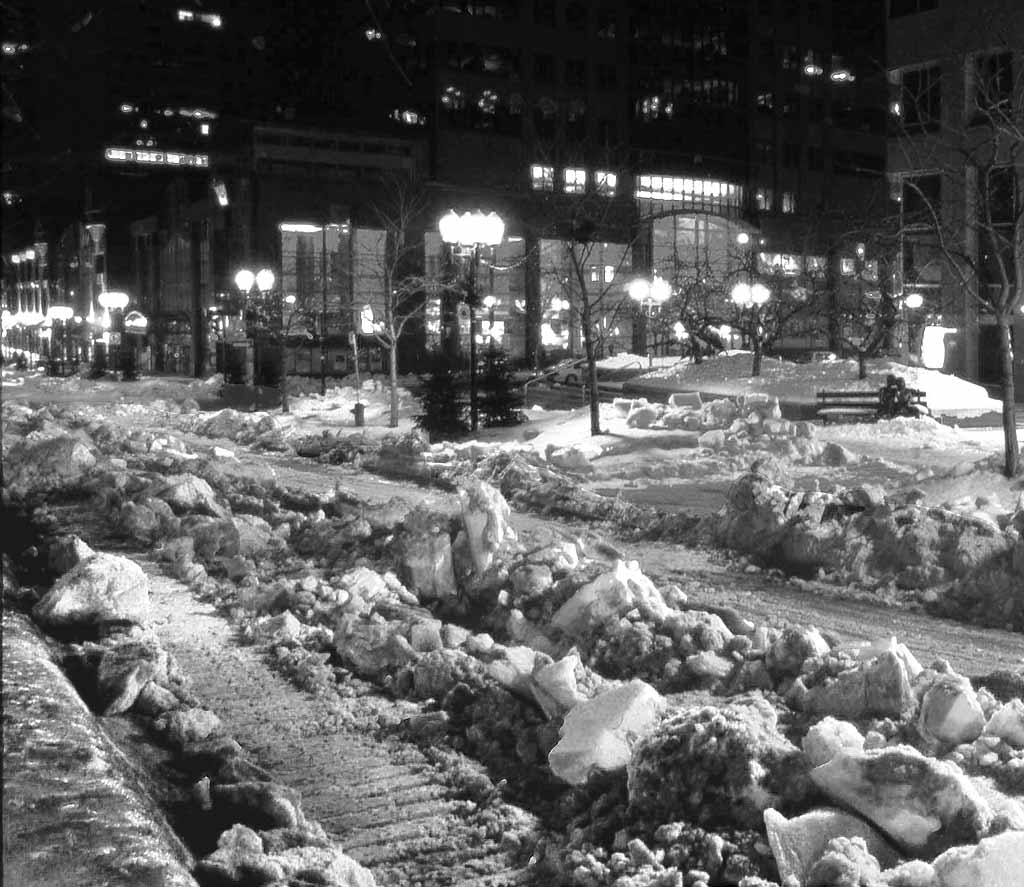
3 353 1021 522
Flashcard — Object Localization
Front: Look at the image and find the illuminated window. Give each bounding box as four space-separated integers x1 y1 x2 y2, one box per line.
595 170 617 195
441 85 465 110
564 168 586 194
365 28 383 40
891 64 941 130
478 89 498 115
755 187 773 211
757 252 802 275
531 164 554 190
199 123 210 135
781 191 796 213
177 9 195 21
634 174 744 212
392 108 426 125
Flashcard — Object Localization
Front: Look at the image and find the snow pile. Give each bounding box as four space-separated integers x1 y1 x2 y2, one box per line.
703 462 1024 629
8 404 1023 887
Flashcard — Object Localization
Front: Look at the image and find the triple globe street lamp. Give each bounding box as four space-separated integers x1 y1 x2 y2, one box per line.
628 274 672 365
730 280 772 376
438 209 505 432
234 267 276 386
98 290 130 379
45 304 74 375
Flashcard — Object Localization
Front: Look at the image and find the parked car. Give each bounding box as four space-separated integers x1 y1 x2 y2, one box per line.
544 357 589 386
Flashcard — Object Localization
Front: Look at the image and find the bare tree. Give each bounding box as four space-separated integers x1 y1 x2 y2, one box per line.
538 207 637 436
833 241 902 380
891 34 1023 476
663 249 728 362
362 174 436 427
725 247 818 377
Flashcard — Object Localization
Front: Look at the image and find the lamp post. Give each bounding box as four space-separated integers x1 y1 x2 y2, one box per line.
438 209 505 432
234 267 275 387
123 310 148 379
46 305 74 375
98 290 129 379
730 280 771 376
901 291 923 363
628 274 672 366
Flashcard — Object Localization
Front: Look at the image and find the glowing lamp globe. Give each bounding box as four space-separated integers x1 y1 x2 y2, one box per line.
478 211 505 247
730 282 752 306
649 275 672 305
904 292 923 309
234 269 256 293
124 310 149 332
255 268 275 292
47 305 74 322
750 283 771 306
438 209 460 244
98 291 129 310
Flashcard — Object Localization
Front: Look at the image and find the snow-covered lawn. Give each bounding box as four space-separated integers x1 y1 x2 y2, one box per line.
634 351 1004 416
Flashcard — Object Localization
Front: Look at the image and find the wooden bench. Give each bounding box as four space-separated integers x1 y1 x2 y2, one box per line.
816 387 928 424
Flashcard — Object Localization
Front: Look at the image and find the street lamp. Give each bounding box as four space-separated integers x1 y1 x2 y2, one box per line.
98 290 129 379
628 274 672 365
438 209 505 432
123 309 148 379
46 305 74 375
234 267 275 387
730 281 771 376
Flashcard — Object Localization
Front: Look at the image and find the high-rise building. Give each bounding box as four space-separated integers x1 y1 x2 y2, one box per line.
5 1 896 375
886 0 1024 390
1 0 263 370
342 0 892 362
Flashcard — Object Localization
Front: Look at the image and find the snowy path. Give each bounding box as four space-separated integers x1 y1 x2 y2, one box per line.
135 550 538 887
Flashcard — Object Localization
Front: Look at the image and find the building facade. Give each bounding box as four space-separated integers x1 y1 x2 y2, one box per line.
5 1 898 375
887 0 1024 389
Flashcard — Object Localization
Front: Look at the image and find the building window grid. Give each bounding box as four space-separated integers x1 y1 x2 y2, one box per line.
595 170 617 195
889 0 938 18
531 163 555 190
971 51 1014 117
564 167 587 194
892 63 942 130
635 174 745 214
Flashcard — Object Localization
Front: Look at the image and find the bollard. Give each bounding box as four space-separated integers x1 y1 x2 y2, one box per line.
352 402 365 427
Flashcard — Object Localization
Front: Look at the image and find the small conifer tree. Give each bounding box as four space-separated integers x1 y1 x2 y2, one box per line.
477 344 525 427
414 351 468 440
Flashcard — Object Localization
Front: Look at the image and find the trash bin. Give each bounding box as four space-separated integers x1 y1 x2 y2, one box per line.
351 402 365 427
